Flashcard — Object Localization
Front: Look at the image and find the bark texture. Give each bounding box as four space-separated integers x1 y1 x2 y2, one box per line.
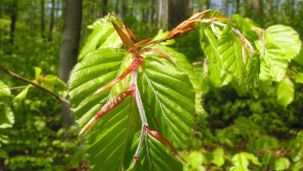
59 0 83 128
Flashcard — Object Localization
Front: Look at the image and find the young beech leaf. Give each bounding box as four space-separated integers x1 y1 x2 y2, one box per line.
78 15 123 60
277 77 294 107
259 25 302 81
69 45 195 170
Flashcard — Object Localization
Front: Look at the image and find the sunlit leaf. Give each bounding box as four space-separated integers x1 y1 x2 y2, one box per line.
259 25 302 81
218 27 245 81
0 103 14 129
275 157 290 171
230 152 260 171
0 80 11 100
13 85 31 103
266 25 302 59
246 52 260 88
277 77 294 107
69 45 193 170
34 67 42 81
294 72 303 84
200 27 232 87
183 151 205 171
212 147 224 167
78 16 122 60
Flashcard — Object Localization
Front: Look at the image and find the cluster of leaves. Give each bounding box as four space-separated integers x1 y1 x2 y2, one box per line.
186 82 303 170
69 10 302 171
0 67 82 170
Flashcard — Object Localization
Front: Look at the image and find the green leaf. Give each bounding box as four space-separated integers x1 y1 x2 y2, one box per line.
134 135 183 171
275 157 290 171
200 27 232 87
266 25 302 59
245 52 260 88
34 67 42 81
140 54 195 148
149 45 205 116
69 46 192 170
294 72 303 84
277 78 294 107
41 75 67 93
0 80 11 100
70 48 138 170
292 161 303 171
218 27 246 82
230 152 260 171
259 25 302 81
183 151 205 171
212 147 224 167
78 16 122 60
0 103 14 129
13 85 31 103
231 14 259 41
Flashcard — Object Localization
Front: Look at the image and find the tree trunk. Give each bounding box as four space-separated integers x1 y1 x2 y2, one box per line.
48 0 55 42
158 0 168 28
250 0 263 23
102 0 108 16
59 0 83 128
122 0 127 17
235 0 240 13
0 0 2 18
9 0 17 46
115 0 119 13
168 0 191 28
41 0 45 38
206 0 210 9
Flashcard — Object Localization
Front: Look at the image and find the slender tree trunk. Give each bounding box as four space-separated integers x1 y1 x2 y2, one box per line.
59 0 83 128
206 0 210 9
249 0 263 23
102 0 108 16
41 0 45 38
150 0 156 27
235 0 240 13
9 0 17 46
158 0 168 28
168 0 192 28
115 0 119 13
0 0 2 18
122 0 127 17
48 0 55 42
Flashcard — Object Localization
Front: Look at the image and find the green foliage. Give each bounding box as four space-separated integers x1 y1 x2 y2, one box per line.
1 1 303 170
69 21 196 169
68 10 303 170
79 16 122 60
277 78 294 107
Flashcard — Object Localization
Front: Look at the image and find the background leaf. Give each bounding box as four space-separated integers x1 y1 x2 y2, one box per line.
0 103 14 129
275 157 290 171
0 80 11 100
277 77 294 107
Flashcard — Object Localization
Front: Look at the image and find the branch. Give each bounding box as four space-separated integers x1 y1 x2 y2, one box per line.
0 64 69 105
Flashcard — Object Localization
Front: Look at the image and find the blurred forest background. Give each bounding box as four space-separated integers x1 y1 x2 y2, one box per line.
0 0 303 170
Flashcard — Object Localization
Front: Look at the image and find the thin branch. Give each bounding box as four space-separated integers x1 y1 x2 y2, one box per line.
9 85 28 90
0 64 69 104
